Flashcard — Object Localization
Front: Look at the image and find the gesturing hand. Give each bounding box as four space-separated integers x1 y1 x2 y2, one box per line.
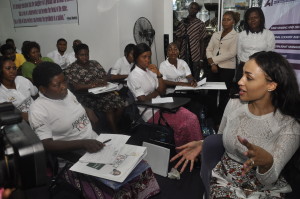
170 140 203 173
82 139 104 153
237 136 273 175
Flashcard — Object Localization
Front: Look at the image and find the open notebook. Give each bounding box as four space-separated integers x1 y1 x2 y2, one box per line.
88 82 119 94
70 134 147 183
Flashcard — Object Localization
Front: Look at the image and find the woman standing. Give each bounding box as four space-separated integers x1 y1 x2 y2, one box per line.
171 51 300 198
21 41 53 81
206 11 239 123
64 44 124 133
0 57 38 121
127 43 203 148
236 7 275 82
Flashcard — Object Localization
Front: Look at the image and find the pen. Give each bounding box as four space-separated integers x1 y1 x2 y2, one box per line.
103 139 111 144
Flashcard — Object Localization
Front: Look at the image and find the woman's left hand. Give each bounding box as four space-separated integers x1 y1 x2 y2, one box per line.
237 136 274 175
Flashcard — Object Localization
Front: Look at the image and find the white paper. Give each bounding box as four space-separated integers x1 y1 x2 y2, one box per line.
88 82 119 94
70 144 147 182
152 97 174 104
175 82 227 91
79 134 130 164
143 142 170 177
197 77 207 87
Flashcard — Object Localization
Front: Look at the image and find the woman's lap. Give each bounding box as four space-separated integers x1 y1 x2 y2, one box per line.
79 92 125 112
148 107 203 147
61 167 160 199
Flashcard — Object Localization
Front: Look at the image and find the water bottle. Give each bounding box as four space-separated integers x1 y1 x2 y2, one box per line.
200 108 210 137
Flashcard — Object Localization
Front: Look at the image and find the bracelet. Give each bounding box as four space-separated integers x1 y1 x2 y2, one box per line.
211 63 216 66
157 74 163 78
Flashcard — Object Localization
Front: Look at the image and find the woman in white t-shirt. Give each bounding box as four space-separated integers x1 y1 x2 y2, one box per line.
29 62 160 199
110 43 135 81
0 57 38 121
127 43 203 148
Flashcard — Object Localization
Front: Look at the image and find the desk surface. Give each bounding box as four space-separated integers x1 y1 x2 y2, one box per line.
136 97 190 112
175 82 227 91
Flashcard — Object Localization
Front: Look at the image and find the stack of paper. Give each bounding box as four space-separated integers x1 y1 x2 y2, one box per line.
175 79 227 91
88 82 119 94
70 134 147 183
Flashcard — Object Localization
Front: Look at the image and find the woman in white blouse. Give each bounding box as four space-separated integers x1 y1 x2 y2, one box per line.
159 42 197 95
236 7 275 81
171 51 300 198
206 11 239 122
127 43 203 147
0 57 38 121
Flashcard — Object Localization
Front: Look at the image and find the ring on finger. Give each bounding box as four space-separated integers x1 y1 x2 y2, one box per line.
250 158 255 166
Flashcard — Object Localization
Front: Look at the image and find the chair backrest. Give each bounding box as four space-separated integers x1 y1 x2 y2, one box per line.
200 134 225 197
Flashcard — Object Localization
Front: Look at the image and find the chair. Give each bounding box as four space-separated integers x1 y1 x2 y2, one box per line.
47 151 84 199
200 134 224 198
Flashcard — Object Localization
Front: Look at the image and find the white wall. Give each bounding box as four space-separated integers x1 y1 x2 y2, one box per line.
0 0 173 70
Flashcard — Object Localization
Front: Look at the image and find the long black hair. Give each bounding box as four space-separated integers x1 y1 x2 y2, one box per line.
244 7 265 34
249 51 300 122
130 43 151 72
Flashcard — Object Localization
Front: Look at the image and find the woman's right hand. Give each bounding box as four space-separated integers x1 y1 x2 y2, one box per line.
170 140 203 173
81 139 104 153
211 65 218 73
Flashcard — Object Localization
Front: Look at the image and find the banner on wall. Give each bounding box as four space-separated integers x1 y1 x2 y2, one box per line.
10 0 79 27
262 0 300 70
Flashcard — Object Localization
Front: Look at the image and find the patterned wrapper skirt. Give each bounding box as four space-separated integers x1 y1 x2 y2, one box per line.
210 153 291 199
61 164 160 199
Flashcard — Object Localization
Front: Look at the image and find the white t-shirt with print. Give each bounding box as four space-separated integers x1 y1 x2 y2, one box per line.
127 66 160 122
111 56 133 75
159 58 191 94
0 76 38 112
29 90 97 141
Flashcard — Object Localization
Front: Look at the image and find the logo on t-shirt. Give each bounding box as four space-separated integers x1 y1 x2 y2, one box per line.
72 113 90 131
16 97 32 112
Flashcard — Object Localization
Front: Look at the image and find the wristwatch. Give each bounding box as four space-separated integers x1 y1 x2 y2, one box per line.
157 74 163 78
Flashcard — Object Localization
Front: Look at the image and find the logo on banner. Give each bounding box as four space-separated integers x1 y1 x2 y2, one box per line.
264 0 296 7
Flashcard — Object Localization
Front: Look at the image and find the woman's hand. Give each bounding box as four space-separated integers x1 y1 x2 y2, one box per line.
148 64 160 75
179 81 197 87
81 139 104 153
207 58 214 65
211 65 218 73
170 140 203 173
237 136 274 175
90 80 108 88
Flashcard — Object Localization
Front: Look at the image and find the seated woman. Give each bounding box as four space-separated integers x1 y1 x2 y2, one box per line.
159 42 197 95
127 43 203 148
110 43 135 81
29 62 160 199
0 57 38 121
171 51 300 198
21 41 53 81
64 44 125 133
